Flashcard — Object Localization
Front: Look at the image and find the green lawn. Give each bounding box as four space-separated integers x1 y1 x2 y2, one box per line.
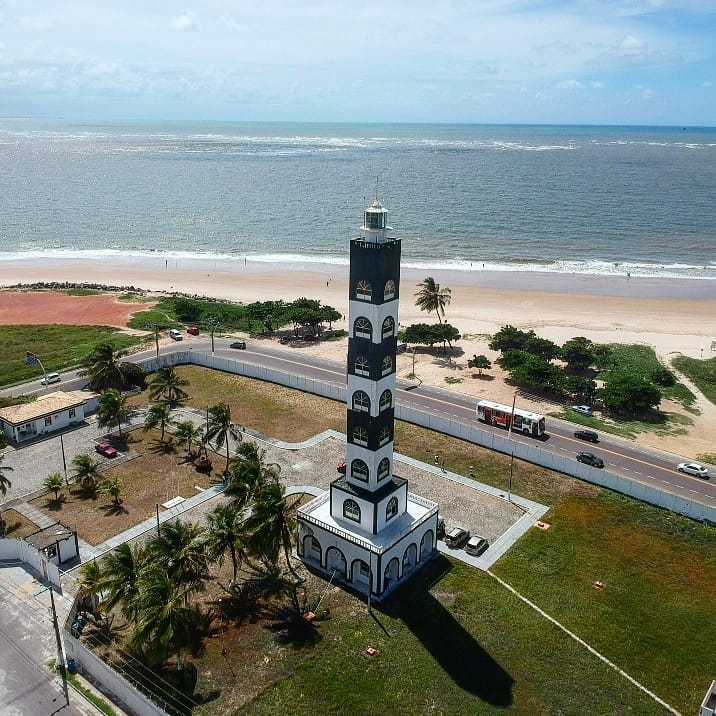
552 407 692 440
0 325 140 387
126 297 182 329
672 355 716 406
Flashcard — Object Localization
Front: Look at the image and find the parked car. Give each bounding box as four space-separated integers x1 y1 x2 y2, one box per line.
571 405 593 416
577 451 604 468
41 372 61 385
465 535 489 556
396 342 408 354
436 517 446 540
95 442 118 458
574 429 599 443
168 329 183 341
445 527 470 549
187 326 199 336
677 462 709 479
230 340 247 350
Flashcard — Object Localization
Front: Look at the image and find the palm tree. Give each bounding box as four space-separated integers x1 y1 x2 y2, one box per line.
78 559 105 618
79 343 128 392
149 367 189 407
43 473 64 504
101 477 124 507
0 456 13 535
205 403 241 473
144 403 174 442
244 480 301 581
174 420 203 457
72 454 102 494
205 504 245 586
225 443 280 510
97 389 130 441
98 542 148 620
149 520 209 601
415 276 452 324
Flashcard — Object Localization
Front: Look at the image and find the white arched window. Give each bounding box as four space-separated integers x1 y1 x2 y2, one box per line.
378 457 390 481
381 355 392 376
384 280 396 301
382 316 395 339
378 425 391 447
379 389 392 413
355 356 370 376
352 426 368 446
386 496 398 521
356 280 372 301
354 317 372 340
351 459 369 482
343 499 361 522
352 391 370 413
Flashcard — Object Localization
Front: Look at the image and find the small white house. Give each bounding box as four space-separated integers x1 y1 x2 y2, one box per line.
24 522 79 566
701 682 716 716
0 390 99 444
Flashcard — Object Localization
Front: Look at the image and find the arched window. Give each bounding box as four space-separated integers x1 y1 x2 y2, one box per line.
378 457 390 481
386 496 398 521
382 316 395 339
355 356 369 376
352 426 368 446
352 391 370 413
378 425 391 447
354 317 372 340
381 355 392 376
384 280 396 301
351 459 369 482
356 280 372 301
343 499 361 522
379 389 392 413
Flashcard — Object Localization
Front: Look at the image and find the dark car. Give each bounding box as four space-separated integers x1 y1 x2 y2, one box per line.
574 430 599 443
577 451 604 468
445 527 470 549
465 535 489 556
230 341 247 349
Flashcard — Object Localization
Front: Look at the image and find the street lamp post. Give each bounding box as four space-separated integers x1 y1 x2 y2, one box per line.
205 317 222 354
25 351 48 385
507 392 517 503
144 323 164 359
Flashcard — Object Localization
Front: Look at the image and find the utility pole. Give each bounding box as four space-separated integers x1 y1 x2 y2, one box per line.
144 323 165 359
507 392 517 503
59 434 68 484
49 587 70 708
205 317 222 354
25 351 48 385
156 504 160 535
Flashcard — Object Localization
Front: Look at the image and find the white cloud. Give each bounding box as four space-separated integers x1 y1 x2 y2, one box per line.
641 87 655 99
171 13 197 32
591 80 605 88
618 34 646 55
702 80 713 88
556 79 583 89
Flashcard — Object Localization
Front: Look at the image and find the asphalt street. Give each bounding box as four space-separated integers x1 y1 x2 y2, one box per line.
3 336 715 511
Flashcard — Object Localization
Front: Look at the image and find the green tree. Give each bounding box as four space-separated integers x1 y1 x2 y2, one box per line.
565 375 598 404
98 542 149 620
97 389 130 440
43 473 64 504
119 362 147 390
600 371 662 417
497 350 531 371
401 323 460 353
72 454 102 494
149 367 189 407
488 325 534 353
144 403 174 442
79 343 128 392
508 353 565 395
560 337 596 372
522 335 560 361
174 420 203 456
206 403 241 473
415 277 451 323
101 476 124 507
468 354 492 375
205 504 246 587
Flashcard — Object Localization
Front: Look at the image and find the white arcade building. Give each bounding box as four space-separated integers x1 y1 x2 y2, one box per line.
297 196 439 600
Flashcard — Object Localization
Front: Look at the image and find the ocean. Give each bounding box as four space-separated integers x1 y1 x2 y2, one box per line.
1 119 715 279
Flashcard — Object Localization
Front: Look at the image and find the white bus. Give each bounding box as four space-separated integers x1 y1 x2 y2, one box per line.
476 399 546 438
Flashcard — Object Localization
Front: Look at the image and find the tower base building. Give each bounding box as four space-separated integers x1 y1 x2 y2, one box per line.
297 196 439 601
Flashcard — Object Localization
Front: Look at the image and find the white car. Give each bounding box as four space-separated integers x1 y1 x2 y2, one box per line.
41 372 61 385
168 329 183 341
571 405 593 416
677 462 709 479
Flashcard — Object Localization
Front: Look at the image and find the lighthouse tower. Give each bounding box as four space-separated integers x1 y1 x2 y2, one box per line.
297 195 439 600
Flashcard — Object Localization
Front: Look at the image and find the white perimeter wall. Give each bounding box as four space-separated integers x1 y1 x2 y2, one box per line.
0 538 61 588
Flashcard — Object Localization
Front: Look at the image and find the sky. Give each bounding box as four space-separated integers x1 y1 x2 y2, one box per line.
0 0 714 125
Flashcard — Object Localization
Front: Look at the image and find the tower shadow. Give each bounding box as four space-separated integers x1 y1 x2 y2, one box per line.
380 556 514 707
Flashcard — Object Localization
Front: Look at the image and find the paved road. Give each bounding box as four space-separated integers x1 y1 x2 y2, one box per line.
3 336 715 511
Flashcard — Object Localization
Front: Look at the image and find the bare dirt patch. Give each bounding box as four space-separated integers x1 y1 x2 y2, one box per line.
0 291 154 328
1 508 40 539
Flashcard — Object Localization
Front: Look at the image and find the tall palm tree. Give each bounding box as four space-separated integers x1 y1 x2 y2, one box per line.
149 367 189 407
78 559 105 618
415 276 452 324
244 480 301 581
205 403 241 473
205 504 245 586
72 454 102 494
149 520 209 601
43 473 64 504
174 420 203 456
97 389 130 440
98 542 148 621
144 403 174 442
225 443 280 510
79 343 128 392
101 476 124 507
0 456 13 535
